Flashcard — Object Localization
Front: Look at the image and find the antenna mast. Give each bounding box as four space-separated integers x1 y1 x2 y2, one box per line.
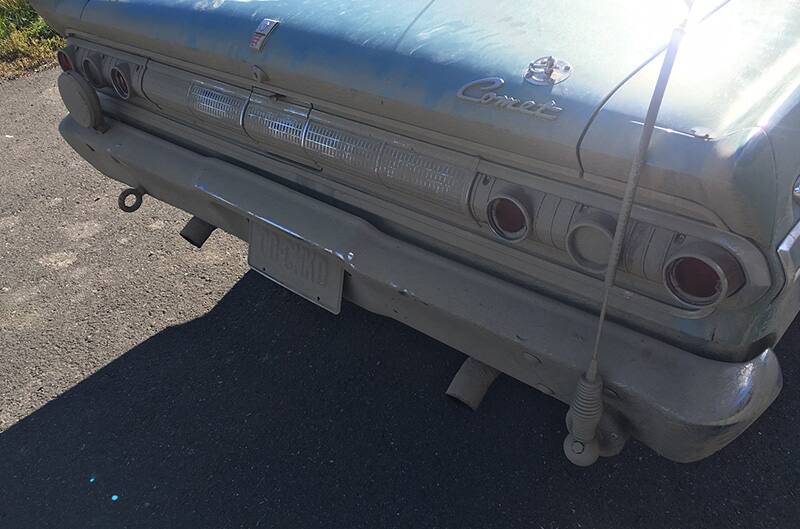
563 4 693 466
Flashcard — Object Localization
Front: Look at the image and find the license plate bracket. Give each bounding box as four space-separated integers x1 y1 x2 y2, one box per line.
248 218 343 314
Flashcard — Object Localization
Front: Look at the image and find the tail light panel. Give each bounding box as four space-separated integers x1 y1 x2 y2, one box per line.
70 45 146 102
65 38 772 315
472 170 770 312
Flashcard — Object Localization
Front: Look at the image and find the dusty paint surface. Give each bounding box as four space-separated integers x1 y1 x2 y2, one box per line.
1 68 799 529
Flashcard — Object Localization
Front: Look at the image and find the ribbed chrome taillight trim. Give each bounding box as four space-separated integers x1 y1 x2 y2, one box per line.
304 121 383 175
244 104 306 146
241 106 477 213
378 145 474 210
162 71 479 214
189 83 246 123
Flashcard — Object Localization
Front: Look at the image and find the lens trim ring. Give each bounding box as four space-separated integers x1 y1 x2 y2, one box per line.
486 195 531 243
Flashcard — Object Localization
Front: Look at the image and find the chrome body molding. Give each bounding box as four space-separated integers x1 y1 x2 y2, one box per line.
456 77 562 120
778 218 800 286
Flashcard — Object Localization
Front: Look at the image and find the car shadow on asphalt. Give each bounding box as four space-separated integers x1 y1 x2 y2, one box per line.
1 271 798 529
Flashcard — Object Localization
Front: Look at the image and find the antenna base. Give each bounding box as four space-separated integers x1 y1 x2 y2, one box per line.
563 373 605 466
563 433 600 467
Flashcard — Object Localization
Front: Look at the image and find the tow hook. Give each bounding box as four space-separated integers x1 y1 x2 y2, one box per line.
118 187 146 213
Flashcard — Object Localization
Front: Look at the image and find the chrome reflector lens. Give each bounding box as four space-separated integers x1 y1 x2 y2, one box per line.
245 103 306 146
305 121 383 175
379 145 473 211
189 83 246 123
176 76 478 214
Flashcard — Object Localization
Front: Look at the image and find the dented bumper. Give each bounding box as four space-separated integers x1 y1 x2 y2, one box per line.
60 115 783 462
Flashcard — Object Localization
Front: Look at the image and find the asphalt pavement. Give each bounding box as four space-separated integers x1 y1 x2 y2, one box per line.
1 69 798 529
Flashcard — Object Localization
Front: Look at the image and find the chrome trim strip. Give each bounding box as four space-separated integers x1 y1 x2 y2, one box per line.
778 219 800 284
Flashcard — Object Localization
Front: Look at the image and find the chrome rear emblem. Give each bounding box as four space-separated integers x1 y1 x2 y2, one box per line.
250 18 279 51
457 77 562 120
524 56 572 85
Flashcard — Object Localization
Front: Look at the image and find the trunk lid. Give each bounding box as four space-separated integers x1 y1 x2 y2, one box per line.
68 0 720 172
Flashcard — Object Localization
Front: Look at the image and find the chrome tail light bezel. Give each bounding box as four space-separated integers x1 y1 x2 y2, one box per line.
110 65 132 100
663 242 745 308
486 195 531 243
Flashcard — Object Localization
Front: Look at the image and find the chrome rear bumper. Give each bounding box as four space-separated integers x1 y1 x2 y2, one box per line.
60 116 783 462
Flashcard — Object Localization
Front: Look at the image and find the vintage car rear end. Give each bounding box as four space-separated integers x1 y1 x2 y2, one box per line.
32 0 800 463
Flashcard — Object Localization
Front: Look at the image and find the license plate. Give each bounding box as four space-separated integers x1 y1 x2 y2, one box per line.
248 219 343 314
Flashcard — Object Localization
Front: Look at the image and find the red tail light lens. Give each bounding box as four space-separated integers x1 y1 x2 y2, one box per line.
664 243 745 307
668 257 720 301
488 196 530 242
57 50 73 72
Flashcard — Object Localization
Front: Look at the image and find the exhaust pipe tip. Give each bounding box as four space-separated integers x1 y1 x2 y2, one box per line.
180 216 217 248
446 357 500 411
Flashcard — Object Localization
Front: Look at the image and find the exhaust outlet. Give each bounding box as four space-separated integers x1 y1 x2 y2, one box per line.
446 357 500 411
180 216 217 248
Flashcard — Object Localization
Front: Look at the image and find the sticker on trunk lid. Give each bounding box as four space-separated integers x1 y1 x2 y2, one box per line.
250 19 279 51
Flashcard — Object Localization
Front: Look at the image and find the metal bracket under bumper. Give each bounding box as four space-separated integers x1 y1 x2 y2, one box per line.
60 116 783 462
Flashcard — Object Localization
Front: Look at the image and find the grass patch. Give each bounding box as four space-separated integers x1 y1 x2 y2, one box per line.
1 0 63 78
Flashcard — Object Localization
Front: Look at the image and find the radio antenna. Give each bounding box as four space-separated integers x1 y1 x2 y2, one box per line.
563 5 693 466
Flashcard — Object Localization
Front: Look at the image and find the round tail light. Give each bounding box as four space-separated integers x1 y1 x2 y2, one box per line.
81 54 105 88
110 66 131 100
487 196 530 242
664 243 744 307
566 212 616 273
57 50 73 72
